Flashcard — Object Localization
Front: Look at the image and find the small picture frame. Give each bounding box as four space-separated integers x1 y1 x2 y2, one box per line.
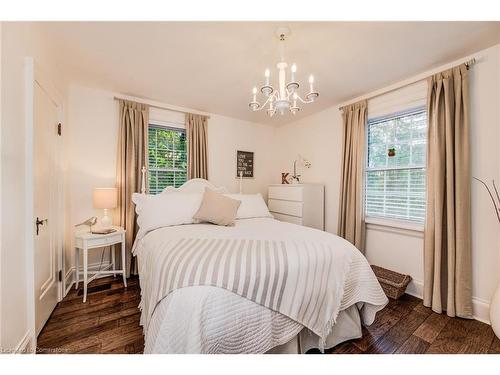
236 150 254 179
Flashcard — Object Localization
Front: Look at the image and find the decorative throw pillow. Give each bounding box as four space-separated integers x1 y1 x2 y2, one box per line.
224 193 273 219
193 188 241 226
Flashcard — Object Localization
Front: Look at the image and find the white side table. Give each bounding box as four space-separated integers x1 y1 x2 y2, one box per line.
74 226 127 303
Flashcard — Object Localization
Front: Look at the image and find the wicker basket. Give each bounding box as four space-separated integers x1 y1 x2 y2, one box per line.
371 265 412 300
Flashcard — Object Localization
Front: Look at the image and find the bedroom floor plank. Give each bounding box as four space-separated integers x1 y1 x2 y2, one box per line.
413 311 450 343
328 341 363 354
394 335 430 354
37 276 143 354
387 294 421 315
61 277 138 304
365 308 431 354
458 319 495 354
425 318 469 354
351 306 404 351
489 335 500 354
37 277 499 354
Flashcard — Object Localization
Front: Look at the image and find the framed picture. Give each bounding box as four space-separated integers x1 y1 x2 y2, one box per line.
236 150 254 179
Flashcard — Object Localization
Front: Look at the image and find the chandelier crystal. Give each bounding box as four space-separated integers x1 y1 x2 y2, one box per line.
249 28 319 117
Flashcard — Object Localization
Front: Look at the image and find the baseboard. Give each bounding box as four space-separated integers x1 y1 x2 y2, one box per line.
403 279 490 324
64 267 74 296
405 279 424 299
63 261 114 297
13 330 34 354
472 297 490 324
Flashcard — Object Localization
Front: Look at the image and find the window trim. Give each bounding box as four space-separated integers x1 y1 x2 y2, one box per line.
364 106 427 225
148 123 188 193
149 119 185 130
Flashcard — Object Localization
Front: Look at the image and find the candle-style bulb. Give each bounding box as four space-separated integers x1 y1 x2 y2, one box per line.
309 75 314 84
264 68 270 87
252 87 257 94
290 64 297 85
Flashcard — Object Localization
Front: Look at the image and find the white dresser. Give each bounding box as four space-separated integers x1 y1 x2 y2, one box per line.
268 184 324 230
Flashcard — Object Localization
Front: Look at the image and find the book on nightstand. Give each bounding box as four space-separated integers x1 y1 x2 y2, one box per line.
91 228 117 235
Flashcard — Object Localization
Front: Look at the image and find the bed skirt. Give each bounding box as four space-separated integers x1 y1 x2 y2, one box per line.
266 304 362 354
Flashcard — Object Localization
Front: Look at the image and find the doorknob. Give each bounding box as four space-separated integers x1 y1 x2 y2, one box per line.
36 217 48 235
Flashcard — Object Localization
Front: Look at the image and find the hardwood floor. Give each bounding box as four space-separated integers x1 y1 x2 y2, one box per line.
328 294 500 354
37 276 500 354
37 276 143 354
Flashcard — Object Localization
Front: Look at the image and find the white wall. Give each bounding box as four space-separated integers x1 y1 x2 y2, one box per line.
0 23 67 352
64 85 118 277
64 84 277 285
274 43 500 323
208 113 276 196
273 106 343 234
469 44 500 318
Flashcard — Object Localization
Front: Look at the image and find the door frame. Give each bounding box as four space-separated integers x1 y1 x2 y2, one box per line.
24 57 65 351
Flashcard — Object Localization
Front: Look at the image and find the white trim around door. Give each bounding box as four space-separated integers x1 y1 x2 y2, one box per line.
24 57 65 352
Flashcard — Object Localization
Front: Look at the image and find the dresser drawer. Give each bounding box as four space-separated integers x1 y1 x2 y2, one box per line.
268 186 303 202
81 233 123 249
272 212 303 226
268 199 303 217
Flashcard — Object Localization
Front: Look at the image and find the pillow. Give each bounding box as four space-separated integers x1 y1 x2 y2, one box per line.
193 188 241 226
132 192 203 237
225 193 273 219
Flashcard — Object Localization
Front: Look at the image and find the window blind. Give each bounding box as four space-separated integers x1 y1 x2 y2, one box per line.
148 125 187 194
365 108 427 223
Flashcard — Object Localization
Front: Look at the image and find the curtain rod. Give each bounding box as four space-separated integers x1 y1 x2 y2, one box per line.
338 57 476 111
113 94 211 118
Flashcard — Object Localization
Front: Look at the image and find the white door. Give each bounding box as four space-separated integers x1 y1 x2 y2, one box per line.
34 81 60 335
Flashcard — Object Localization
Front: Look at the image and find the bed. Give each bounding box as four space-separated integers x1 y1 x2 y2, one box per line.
131 179 388 354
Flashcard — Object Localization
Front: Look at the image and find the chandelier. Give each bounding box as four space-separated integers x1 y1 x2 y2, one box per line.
249 27 319 117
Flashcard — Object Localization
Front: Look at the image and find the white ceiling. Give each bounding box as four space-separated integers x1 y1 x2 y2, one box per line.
40 21 500 126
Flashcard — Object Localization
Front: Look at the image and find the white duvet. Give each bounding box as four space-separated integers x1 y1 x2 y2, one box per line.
133 218 388 354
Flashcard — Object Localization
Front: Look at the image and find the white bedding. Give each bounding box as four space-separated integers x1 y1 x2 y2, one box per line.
134 218 388 354
145 286 303 353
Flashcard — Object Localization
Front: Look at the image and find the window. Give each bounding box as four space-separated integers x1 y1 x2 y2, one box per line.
365 108 427 223
148 125 187 194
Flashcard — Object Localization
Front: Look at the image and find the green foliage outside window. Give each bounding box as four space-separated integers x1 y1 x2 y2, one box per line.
148 125 187 194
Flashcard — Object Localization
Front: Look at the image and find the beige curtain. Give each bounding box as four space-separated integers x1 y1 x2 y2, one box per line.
424 64 472 318
337 100 367 251
115 99 149 277
186 113 209 179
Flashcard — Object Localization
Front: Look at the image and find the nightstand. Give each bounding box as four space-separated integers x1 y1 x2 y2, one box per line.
74 226 127 303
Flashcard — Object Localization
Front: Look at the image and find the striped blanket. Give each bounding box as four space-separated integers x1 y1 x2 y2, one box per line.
136 234 363 343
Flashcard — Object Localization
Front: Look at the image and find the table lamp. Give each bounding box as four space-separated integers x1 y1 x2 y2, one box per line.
93 188 117 229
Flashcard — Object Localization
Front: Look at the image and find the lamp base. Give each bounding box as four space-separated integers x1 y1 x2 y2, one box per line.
101 208 112 229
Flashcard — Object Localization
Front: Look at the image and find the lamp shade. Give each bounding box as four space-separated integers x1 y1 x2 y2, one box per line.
93 188 118 209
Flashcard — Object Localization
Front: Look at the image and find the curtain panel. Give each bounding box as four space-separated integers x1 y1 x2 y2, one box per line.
337 100 367 252
115 99 149 277
424 63 472 318
186 113 209 179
